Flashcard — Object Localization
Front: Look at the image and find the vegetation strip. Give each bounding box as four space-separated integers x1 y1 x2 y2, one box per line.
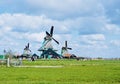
15 65 63 68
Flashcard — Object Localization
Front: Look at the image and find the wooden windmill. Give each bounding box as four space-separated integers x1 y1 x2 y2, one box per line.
22 43 32 58
38 26 61 59
61 41 72 58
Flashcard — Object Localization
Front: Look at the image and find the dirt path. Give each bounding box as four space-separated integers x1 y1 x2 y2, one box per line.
15 65 63 68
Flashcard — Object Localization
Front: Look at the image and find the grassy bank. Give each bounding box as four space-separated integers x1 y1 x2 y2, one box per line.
0 60 120 84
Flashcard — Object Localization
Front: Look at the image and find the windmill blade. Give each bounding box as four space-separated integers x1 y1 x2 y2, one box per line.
65 41 67 48
29 49 31 52
50 26 54 37
67 47 72 50
52 38 59 44
46 31 51 36
28 43 29 48
4 49 6 53
24 46 27 50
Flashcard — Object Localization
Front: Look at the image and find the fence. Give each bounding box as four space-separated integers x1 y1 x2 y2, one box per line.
0 55 21 67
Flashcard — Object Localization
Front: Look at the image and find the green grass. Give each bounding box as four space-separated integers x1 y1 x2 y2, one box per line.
0 59 120 84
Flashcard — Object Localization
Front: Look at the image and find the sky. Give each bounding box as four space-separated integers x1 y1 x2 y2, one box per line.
0 0 120 58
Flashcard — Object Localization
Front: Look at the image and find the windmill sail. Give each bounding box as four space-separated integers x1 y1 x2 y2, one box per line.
40 26 59 50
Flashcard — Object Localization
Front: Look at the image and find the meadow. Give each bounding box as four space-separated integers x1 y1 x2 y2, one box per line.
0 59 120 84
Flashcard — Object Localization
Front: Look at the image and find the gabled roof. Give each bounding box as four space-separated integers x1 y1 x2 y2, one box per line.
32 53 39 57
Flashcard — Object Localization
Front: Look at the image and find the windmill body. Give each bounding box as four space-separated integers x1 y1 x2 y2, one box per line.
38 26 61 59
22 43 32 58
23 49 31 56
61 48 68 56
41 36 53 50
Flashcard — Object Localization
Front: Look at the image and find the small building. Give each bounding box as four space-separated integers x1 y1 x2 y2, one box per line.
32 53 39 59
0 55 5 60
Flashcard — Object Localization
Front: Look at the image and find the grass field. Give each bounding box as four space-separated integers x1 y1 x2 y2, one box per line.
0 59 120 84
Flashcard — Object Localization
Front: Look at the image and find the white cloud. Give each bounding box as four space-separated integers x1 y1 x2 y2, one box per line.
80 34 105 41
105 24 120 34
0 26 12 37
0 13 72 43
110 40 120 47
0 13 73 34
24 32 45 42
78 34 107 48
0 13 109 53
0 13 47 30
0 13 109 35
0 36 19 50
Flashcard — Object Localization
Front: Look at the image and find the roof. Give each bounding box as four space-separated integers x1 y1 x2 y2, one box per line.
32 53 39 57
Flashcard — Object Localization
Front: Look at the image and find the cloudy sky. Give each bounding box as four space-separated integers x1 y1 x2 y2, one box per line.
0 0 120 58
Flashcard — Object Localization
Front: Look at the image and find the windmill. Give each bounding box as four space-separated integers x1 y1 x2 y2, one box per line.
40 26 59 50
38 26 61 59
22 43 32 58
61 41 72 58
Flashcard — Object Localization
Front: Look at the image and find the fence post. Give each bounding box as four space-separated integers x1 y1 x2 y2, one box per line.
7 58 10 67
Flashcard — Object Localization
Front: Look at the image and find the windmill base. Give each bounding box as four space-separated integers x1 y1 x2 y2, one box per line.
40 48 62 59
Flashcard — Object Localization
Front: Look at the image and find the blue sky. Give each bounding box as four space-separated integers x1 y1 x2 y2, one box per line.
0 0 120 58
